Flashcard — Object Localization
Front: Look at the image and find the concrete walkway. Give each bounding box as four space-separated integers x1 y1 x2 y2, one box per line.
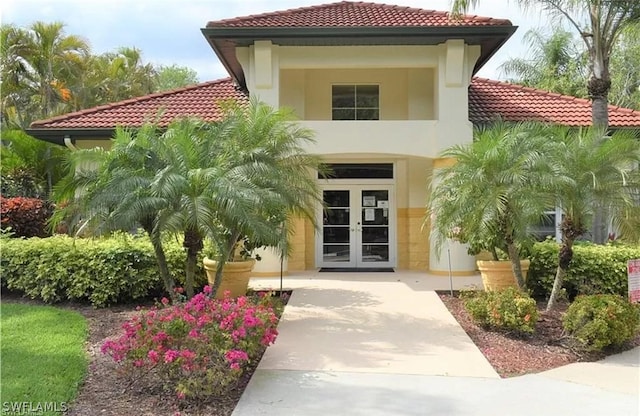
235 272 640 416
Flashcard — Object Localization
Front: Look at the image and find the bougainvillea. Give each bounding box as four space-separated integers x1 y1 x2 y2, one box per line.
101 286 279 400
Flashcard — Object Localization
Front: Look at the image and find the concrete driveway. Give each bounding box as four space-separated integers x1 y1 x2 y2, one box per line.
236 272 640 416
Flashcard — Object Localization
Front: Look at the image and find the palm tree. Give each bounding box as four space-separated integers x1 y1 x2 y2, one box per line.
428 121 555 289
53 122 178 298
452 0 640 128
54 99 321 298
198 100 322 293
0 22 89 127
544 126 640 310
501 28 587 98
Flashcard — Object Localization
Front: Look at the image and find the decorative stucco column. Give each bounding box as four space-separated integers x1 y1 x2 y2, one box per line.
428 157 477 275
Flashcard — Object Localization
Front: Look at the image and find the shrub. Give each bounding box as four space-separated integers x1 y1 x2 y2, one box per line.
101 288 279 401
563 294 640 351
0 196 53 237
527 241 640 299
0 234 206 307
0 169 44 198
462 287 539 334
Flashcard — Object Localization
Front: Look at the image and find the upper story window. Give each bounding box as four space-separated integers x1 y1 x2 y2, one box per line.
332 85 379 120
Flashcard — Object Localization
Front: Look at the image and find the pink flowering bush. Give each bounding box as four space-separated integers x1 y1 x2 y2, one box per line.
101 286 280 400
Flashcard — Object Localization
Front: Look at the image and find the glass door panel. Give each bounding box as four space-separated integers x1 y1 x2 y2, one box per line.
359 190 390 263
322 190 353 265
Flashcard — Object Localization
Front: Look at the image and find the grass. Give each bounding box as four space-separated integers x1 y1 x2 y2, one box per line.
1 302 88 415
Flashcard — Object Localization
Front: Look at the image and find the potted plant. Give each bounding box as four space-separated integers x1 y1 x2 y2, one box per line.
427 121 554 290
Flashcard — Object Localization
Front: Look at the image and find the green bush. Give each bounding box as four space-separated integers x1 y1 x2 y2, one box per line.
462 287 539 334
0 234 207 307
563 294 640 351
527 241 640 299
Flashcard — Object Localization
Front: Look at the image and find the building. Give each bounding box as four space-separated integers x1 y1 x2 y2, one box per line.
27 1 640 275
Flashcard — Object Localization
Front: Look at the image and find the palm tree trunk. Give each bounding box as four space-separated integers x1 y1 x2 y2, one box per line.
507 242 525 290
183 229 204 299
141 221 175 299
546 238 574 311
150 235 175 297
589 76 610 129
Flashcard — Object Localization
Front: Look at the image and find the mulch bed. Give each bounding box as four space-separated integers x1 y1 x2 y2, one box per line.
4 291 639 414
438 293 640 377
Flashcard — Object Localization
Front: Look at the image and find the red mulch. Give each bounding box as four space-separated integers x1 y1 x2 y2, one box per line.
4 291 639 415
439 293 640 377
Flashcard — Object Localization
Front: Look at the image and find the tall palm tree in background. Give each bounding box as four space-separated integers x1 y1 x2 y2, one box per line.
452 0 640 128
544 126 640 310
0 22 89 129
501 28 587 97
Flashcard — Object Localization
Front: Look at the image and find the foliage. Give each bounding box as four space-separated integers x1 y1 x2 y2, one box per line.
563 294 640 351
1 21 200 128
528 240 640 299
0 22 89 129
461 287 539 334
609 23 640 110
427 121 555 289
501 28 588 98
541 126 640 310
452 0 640 127
1 302 88 414
0 129 69 198
154 64 199 92
54 100 321 299
0 196 53 237
0 234 206 307
101 289 279 401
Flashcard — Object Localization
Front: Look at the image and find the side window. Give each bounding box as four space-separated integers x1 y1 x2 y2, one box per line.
332 85 379 120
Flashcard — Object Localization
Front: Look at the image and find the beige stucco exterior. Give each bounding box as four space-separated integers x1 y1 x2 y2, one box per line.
233 40 480 274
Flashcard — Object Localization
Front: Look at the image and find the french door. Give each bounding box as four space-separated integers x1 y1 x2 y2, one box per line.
317 185 395 268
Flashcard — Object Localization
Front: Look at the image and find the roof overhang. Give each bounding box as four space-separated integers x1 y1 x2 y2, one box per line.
25 128 115 146
201 25 517 89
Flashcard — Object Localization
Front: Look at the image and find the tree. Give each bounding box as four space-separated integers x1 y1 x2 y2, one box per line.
154 64 199 92
0 22 89 128
501 28 587 98
428 121 555 289
452 0 640 128
54 100 321 299
543 126 640 310
609 23 640 109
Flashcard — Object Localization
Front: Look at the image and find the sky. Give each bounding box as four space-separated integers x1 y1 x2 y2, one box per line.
2 0 553 82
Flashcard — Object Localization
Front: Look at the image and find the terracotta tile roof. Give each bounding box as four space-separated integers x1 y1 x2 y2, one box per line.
29 78 247 129
469 78 640 127
29 77 640 131
206 1 512 28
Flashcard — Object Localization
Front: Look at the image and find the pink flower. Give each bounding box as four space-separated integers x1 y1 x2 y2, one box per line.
133 359 144 367
203 285 213 295
188 329 199 338
225 349 249 362
161 297 170 306
180 349 196 360
164 349 180 363
152 331 168 343
148 350 159 363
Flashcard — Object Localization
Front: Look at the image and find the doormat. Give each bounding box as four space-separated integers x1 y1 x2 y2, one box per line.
319 268 395 273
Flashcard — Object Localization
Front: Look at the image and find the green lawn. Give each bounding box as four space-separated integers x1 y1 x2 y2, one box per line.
1 302 88 415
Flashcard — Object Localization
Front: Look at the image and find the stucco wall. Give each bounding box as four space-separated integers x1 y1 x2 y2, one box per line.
280 68 435 121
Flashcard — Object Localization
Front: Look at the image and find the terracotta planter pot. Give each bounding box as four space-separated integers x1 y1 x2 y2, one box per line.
203 258 256 299
476 260 530 291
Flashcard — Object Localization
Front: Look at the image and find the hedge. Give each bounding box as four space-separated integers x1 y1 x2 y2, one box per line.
0 234 208 307
527 241 640 299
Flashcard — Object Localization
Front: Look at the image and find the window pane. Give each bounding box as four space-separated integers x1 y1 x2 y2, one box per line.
318 163 394 179
356 85 379 107
356 109 379 120
332 109 355 120
332 85 355 108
